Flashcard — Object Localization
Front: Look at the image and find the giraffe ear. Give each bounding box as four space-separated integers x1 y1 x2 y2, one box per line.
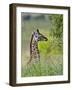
37 29 39 33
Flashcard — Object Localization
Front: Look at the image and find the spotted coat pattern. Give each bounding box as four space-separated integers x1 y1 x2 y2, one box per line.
27 29 48 64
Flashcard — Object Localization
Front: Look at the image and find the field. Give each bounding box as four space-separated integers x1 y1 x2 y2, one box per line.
21 13 63 77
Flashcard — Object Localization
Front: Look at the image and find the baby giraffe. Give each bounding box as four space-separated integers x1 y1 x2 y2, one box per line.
27 29 48 64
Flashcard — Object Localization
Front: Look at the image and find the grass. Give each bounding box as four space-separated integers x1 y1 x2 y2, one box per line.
21 55 63 77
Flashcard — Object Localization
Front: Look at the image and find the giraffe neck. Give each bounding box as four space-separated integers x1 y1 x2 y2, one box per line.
32 40 39 57
30 37 40 63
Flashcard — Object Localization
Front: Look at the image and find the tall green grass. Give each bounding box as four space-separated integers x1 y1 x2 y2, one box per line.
21 55 63 77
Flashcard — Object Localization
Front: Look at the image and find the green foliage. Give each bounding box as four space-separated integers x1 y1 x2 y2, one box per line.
48 14 63 50
38 35 63 56
49 14 63 38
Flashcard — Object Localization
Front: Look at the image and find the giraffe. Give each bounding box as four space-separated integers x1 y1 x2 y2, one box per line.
27 29 48 64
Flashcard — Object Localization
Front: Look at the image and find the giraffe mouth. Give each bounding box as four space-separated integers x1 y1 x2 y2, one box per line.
43 36 48 41
44 37 48 41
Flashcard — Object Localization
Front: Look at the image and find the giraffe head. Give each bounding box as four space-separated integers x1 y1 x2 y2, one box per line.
33 29 48 42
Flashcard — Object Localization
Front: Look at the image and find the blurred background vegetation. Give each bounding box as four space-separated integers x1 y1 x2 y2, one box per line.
21 13 63 77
